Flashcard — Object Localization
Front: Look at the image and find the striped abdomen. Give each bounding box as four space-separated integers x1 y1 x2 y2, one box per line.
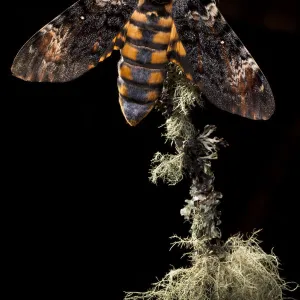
117 0 173 126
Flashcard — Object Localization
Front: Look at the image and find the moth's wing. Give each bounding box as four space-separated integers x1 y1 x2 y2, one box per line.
11 0 136 82
171 0 275 120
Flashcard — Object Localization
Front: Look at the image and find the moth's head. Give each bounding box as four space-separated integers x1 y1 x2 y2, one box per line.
148 0 172 5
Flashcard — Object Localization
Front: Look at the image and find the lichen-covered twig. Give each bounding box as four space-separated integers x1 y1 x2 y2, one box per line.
125 63 298 300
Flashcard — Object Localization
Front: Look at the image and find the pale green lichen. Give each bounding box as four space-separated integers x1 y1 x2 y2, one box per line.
149 152 184 185
125 232 297 300
164 64 201 116
163 114 196 145
150 64 200 185
160 64 200 144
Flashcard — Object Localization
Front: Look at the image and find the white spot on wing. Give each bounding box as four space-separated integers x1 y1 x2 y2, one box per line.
228 54 260 87
206 3 218 18
40 24 53 34
201 3 219 25
29 45 35 54
96 0 124 6
46 24 53 31
190 11 200 21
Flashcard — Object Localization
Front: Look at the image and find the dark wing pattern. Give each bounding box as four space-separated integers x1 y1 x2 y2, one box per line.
11 0 136 82
172 0 275 120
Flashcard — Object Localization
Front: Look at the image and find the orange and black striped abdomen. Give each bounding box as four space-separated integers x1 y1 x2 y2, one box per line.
117 0 173 126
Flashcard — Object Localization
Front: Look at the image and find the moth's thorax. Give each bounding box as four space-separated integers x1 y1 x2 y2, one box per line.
117 0 173 126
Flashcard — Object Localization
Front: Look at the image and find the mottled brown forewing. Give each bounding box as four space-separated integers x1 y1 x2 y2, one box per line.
172 0 275 120
11 0 136 82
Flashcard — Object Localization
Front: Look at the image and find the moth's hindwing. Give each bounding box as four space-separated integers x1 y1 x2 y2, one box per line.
11 0 137 82
172 0 275 120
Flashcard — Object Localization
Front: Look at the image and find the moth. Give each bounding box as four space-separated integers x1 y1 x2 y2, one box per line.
11 0 275 126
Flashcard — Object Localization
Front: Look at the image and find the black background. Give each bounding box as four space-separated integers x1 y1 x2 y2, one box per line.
5 0 299 298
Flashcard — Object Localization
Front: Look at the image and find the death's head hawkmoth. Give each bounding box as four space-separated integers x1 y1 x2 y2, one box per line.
11 0 275 126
